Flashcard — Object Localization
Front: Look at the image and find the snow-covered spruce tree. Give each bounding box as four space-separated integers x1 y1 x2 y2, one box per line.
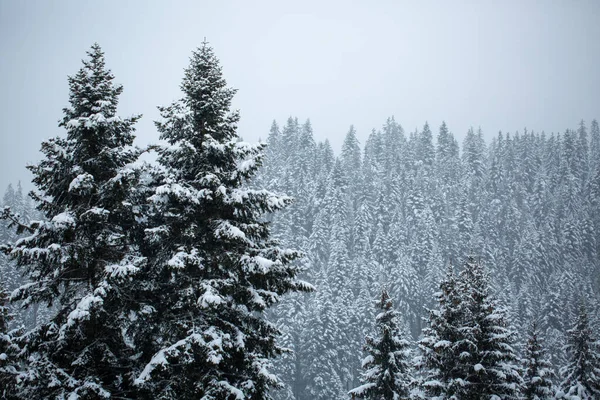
0 43 143 398
559 302 600 399
132 41 313 399
0 281 20 399
458 256 523 400
302 281 346 400
2 182 50 330
417 263 474 399
522 320 556 399
0 185 21 318
0 183 30 297
349 289 412 400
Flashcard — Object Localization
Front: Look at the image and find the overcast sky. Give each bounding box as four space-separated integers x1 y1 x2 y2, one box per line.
1 0 599 193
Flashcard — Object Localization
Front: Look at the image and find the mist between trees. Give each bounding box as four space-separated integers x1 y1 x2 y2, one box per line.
1 43 599 400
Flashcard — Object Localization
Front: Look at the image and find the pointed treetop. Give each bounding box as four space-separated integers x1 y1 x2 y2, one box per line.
64 43 123 118
379 288 392 310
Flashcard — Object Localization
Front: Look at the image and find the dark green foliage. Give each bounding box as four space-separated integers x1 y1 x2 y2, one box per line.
417 264 472 398
458 257 523 399
522 320 556 399
418 258 523 399
130 41 312 399
350 290 412 400
1 43 143 398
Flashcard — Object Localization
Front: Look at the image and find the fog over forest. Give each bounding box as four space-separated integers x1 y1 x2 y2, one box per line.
2 1 600 191
1 2 599 400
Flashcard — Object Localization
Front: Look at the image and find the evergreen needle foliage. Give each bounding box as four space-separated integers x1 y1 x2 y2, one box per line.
350 289 413 400
128 41 313 399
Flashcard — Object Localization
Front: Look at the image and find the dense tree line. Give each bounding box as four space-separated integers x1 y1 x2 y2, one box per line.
1 41 599 399
256 116 600 399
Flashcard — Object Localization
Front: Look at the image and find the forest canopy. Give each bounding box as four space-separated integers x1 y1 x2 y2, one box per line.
1 43 599 400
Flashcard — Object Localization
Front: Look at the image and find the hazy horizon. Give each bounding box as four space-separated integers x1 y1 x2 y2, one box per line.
1 0 599 193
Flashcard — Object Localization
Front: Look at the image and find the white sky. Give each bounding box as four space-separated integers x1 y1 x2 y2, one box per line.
1 0 599 193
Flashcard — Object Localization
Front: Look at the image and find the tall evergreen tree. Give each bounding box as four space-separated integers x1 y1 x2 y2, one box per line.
522 320 556 400
590 119 600 176
1 185 20 297
349 290 412 400
458 257 523 400
341 125 362 183
301 282 346 400
462 127 486 183
435 121 461 186
417 122 435 169
1 183 41 330
132 42 313 399
559 302 600 399
0 281 19 399
417 264 472 399
1 43 143 398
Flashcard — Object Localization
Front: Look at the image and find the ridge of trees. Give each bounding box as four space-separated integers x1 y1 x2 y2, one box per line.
0 42 598 399
258 116 600 399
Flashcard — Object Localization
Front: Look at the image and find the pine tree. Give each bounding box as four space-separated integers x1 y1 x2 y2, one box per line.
417 122 435 169
1 43 143 398
256 120 283 192
456 194 474 257
132 41 313 399
2 182 49 330
341 125 362 184
0 281 19 399
462 127 486 184
348 282 377 392
269 290 308 400
302 282 346 400
522 320 556 399
341 125 362 251
349 290 412 400
458 257 523 400
0 185 20 297
435 121 461 187
381 117 405 174
2 184 16 212
559 302 600 399
417 264 473 399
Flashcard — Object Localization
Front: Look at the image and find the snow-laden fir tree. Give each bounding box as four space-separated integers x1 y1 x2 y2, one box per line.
302 281 346 400
559 302 600 399
1 183 49 330
0 185 21 321
131 41 313 399
0 281 11 357
458 256 523 400
522 320 556 399
0 43 143 398
0 280 19 399
349 289 412 400
417 263 474 399
0 183 31 298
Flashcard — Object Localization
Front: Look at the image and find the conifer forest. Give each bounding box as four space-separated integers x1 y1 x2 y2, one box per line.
1 42 600 400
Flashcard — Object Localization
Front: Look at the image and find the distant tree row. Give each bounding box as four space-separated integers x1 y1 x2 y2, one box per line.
257 115 600 398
